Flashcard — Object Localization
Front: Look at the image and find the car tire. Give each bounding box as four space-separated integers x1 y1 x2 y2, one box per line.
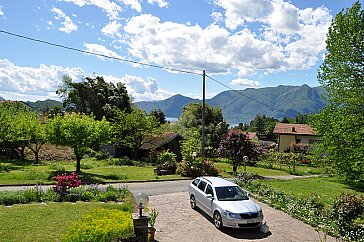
190 195 197 209
214 211 223 229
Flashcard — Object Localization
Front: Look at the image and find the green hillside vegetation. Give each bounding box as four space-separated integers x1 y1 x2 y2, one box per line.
26 99 63 113
136 85 328 124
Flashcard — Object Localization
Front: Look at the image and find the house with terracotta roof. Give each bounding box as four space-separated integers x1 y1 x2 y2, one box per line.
273 123 321 152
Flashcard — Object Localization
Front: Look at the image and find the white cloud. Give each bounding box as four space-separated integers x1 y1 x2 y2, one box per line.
124 14 287 75
101 20 122 38
59 0 122 20
122 0 331 77
147 0 169 8
117 74 174 101
0 59 84 101
0 59 173 102
214 0 273 30
0 5 4 16
120 0 142 12
230 78 260 87
83 43 122 60
51 7 78 33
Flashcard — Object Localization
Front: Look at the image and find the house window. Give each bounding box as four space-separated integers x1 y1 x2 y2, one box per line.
295 139 301 144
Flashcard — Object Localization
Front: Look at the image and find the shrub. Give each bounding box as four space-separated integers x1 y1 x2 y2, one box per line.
52 172 82 195
94 149 112 160
112 156 135 166
156 150 176 165
63 208 134 242
330 193 364 241
177 159 220 177
155 161 177 175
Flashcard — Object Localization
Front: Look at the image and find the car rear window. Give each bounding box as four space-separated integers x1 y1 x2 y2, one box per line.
197 180 207 192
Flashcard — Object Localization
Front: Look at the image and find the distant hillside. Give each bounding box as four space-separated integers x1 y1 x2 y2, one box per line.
137 94 200 118
136 85 328 125
26 99 63 112
0 96 4 101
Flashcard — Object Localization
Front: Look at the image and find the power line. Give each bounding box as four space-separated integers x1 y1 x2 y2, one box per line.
1 29 291 116
0 29 202 76
206 74 291 116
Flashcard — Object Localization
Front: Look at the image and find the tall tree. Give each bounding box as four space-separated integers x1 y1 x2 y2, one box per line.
311 1 364 181
150 109 166 126
0 102 35 161
218 129 259 173
47 113 110 172
174 103 229 155
57 75 131 120
111 108 159 159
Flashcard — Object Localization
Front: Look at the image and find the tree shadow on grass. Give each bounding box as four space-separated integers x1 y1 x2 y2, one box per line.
340 179 364 193
195 207 271 240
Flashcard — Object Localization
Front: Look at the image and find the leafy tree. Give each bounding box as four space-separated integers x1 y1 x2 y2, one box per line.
57 75 131 120
174 103 229 155
111 108 159 159
0 102 45 162
281 116 290 123
295 113 308 124
47 113 110 172
248 115 279 141
311 1 364 181
218 129 259 173
149 109 166 126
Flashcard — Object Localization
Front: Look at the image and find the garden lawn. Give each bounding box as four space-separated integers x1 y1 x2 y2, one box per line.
0 201 133 242
215 162 291 177
259 176 364 206
0 159 186 185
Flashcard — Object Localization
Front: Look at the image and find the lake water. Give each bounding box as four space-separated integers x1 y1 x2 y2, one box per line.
166 117 178 123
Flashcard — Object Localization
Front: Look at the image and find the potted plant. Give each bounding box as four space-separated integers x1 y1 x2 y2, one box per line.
148 208 158 241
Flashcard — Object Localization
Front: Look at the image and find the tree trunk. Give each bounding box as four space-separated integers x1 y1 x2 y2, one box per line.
74 147 81 172
76 156 81 172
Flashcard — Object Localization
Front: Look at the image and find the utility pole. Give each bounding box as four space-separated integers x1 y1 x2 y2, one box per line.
201 70 206 158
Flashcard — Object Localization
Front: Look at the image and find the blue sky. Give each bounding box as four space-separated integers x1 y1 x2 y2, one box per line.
0 0 361 102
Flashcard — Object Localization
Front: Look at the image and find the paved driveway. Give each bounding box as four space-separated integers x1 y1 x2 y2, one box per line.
149 192 335 242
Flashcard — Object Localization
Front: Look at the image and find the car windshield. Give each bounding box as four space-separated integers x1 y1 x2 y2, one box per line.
215 186 249 201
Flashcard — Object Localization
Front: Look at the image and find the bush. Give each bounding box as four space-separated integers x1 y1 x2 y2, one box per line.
112 156 135 166
155 161 177 175
177 159 220 177
330 193 364 241
52 172 82 199
0 186 59 205
63 208 134 242
156 150 176 165
94 149 112 160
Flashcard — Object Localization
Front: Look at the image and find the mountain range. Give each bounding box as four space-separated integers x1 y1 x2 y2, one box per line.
0 85 328 125
136 85 328 125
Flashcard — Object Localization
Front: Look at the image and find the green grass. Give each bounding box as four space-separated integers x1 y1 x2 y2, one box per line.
0 201 134 242
215 162 292 177
259 176 364 206
0 158 187 185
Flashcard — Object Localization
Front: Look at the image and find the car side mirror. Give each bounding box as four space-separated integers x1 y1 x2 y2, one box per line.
206 194 213 200
246 192 250 197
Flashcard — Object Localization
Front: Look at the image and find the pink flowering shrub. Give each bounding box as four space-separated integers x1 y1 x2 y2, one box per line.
52 172 81 195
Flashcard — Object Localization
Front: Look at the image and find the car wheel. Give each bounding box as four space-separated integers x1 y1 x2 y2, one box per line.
214 211 223 229
190 195 197 209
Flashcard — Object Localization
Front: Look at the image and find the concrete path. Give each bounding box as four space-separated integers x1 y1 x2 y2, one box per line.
149 192 336 242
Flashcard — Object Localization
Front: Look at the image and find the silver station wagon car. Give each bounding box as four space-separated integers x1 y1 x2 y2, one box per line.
189 176 263 229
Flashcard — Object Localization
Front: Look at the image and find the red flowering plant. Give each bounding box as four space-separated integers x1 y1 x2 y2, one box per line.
52 172 82 199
